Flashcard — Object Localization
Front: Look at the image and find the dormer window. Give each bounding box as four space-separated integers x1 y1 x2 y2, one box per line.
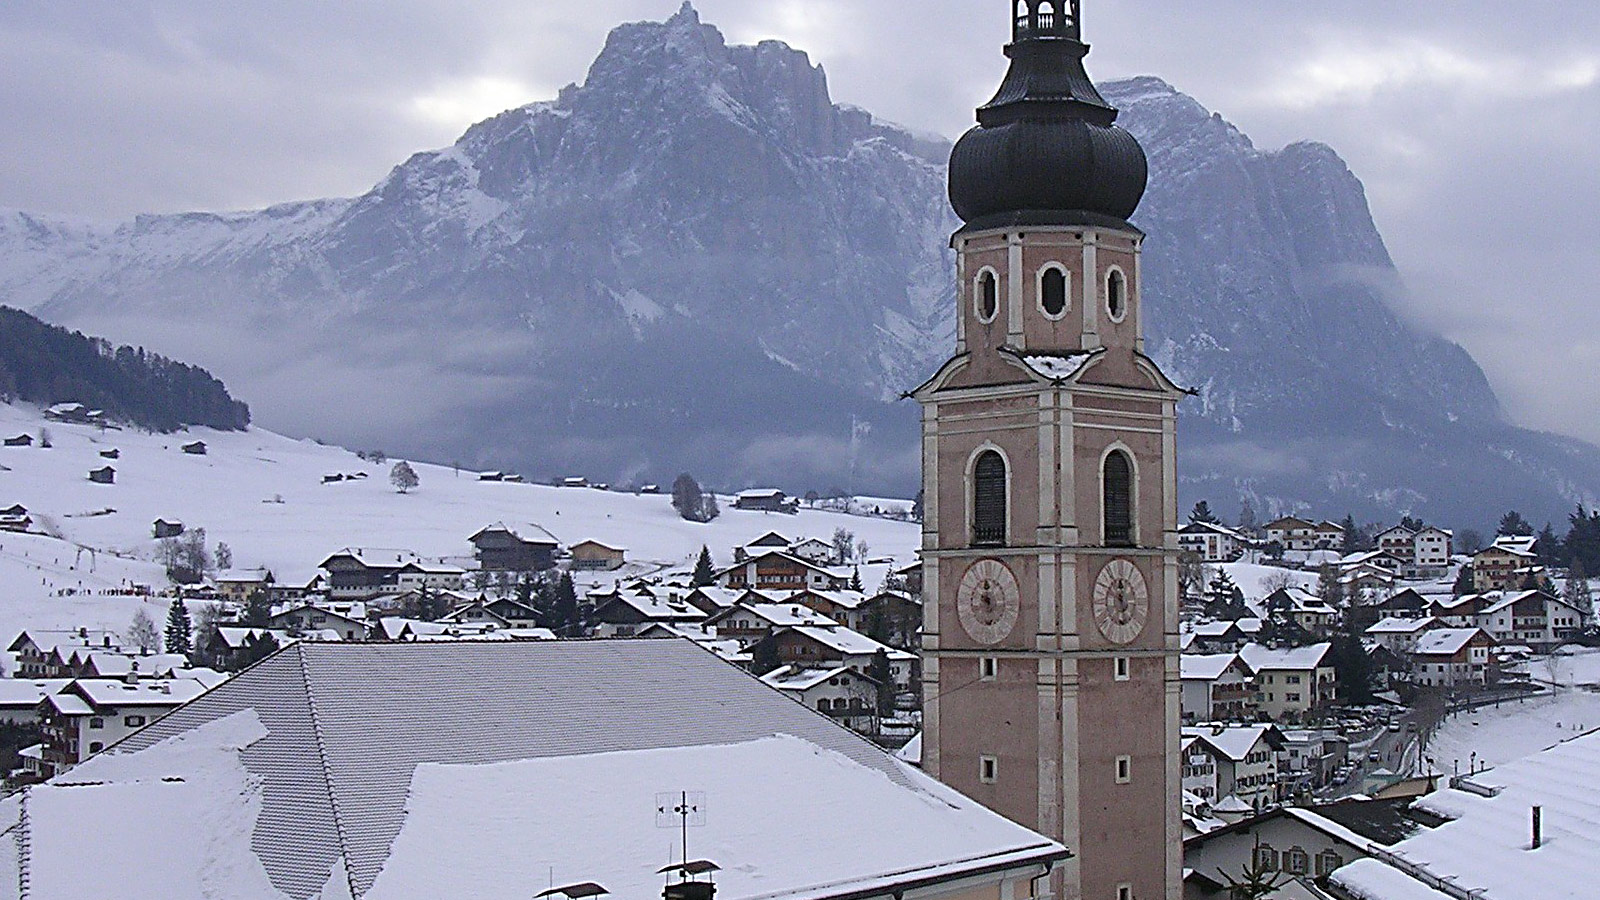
976 269 1000 323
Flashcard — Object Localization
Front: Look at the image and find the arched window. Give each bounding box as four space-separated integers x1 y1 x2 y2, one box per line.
1106 269 1128 322
976 269 999 323
973 451 1007 547
1040 265 1069 317
1103 450 1133 547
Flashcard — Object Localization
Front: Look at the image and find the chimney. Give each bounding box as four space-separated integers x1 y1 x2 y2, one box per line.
664 883 714 900
1532 806 1543 849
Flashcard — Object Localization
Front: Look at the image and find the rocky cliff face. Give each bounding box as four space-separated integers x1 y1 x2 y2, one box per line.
0 6 1594 526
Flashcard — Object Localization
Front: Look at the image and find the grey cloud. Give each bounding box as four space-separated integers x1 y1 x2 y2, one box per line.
3 0 1598 447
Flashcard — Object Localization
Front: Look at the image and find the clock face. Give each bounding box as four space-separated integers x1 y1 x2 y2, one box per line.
957 559 1021 645
1092 559 1149 645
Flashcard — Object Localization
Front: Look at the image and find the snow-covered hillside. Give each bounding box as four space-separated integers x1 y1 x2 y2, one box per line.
0 401 917 642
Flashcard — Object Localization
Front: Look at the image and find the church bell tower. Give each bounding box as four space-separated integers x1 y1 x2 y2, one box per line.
915 3 1183 899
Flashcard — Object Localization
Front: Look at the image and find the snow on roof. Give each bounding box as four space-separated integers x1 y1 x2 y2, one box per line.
69 677 212 708
731 602 839 628
786 625 913 660
1412 628 1485 657
605 591 705 620
21 641 1063 900
1182 725 1276 762
736 488 785 499
215 626 292 648
1366 616 1439 635
1239 642 1330 672
1017 351 1095 382
1180 653 1242 682
0 678 69 707
1191 620 1240 638
761 664 861 692
1332 858 1456 900
1489 535 1538 555
1340 729 1600 899
1211 794 1254 813
684 586 741 609
896 732 922 765
1180 520 1250 541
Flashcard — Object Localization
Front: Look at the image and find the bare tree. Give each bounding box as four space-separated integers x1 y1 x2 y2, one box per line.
126 608 160 655
390 461 420 494
831 528 857 564
1261 569 1299 594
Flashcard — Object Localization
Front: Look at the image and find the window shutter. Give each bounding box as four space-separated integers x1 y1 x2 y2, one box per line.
973 452 1007 547
1104 451 1133 546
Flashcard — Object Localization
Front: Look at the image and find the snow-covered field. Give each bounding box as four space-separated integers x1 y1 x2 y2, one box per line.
1216 561 1317 598
1427 686 1600 773
0 402 918 642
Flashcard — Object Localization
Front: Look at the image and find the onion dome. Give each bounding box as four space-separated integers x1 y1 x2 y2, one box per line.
949 1 1148 231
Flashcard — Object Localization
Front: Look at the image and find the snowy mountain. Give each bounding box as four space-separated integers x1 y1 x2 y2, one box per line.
0 398 917 649
0 4 1595 526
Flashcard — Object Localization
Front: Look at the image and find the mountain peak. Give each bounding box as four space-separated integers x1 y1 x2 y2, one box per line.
669 1 700 26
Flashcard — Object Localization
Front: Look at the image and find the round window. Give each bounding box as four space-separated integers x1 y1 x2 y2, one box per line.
1106 269 1127 322
1041 266 1068 317
977 270 999 322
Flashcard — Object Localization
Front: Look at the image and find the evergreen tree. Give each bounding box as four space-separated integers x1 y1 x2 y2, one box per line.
1535 522 1562 566
214 541 233 570
1498 510 1534 537
850 567 863 592
553 573 580 635
1340 514 1360 554
164 598 193 658
390 461 420 493
233 632 279 671
1566 505 1600 573
691 546 716 587
751 638 782 675
1565 558 1590 613
1399 515 1425 532
1190 501 1218 524
867 650 895 717
1452 564 1475 597
1328 633 1376 704
243 589 275 627
1317 565 1344 608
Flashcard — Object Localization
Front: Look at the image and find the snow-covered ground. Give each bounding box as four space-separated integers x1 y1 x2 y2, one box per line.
0 401 918 642
1216 561 1317 598
1426 685 1600 773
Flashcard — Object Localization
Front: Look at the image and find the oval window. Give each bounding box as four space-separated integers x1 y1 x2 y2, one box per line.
977 271 999 322
1106 270 1127 322
1041 267 1068 317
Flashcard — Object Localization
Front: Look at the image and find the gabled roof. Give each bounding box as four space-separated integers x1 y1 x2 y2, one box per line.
468 522 560 546
760 664 874 692
29 641 1066 900
1239 642 1331 672
1366 616 1440 635
1179 653 1245 682
713 602 839 629
1413 628 1490 657
1181 724 1283 761
780 625 914 660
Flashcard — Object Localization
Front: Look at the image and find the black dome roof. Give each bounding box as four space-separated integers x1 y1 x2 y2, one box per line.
949 2 1147 231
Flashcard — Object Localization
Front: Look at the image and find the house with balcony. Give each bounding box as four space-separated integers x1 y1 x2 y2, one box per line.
38 677 212 777
1239 643 1335 722
1181 724 1285 811
1180 653 1257 724
760 664 881 737
1410 627 1495 687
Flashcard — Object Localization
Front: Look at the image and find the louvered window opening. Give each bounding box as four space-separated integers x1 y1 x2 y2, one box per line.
1104 451 1134 547
973 452 1007 547
978 271 999 321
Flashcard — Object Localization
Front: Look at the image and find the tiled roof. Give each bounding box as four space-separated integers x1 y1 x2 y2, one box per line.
84 640 1052 899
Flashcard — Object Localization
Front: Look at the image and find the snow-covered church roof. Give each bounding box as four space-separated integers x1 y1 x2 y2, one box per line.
0 640 1063 900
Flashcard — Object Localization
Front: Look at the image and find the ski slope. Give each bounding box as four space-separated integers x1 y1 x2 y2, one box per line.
0 401 919 641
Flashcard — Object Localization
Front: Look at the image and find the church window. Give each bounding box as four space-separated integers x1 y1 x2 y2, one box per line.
976 269 1000 323
981 657 998 681
980 755 999 783
1114 656 1130 681
1115 755 1132 784
1103 450 1134 547
973 450 1007 547
1039 264 1069 318
1117 886 1133 900
1106 268 1128 322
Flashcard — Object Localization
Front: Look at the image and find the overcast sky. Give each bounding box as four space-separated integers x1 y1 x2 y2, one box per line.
3 1 1598 446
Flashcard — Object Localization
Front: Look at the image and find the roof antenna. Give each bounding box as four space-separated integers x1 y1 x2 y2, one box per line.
656 791 717 900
